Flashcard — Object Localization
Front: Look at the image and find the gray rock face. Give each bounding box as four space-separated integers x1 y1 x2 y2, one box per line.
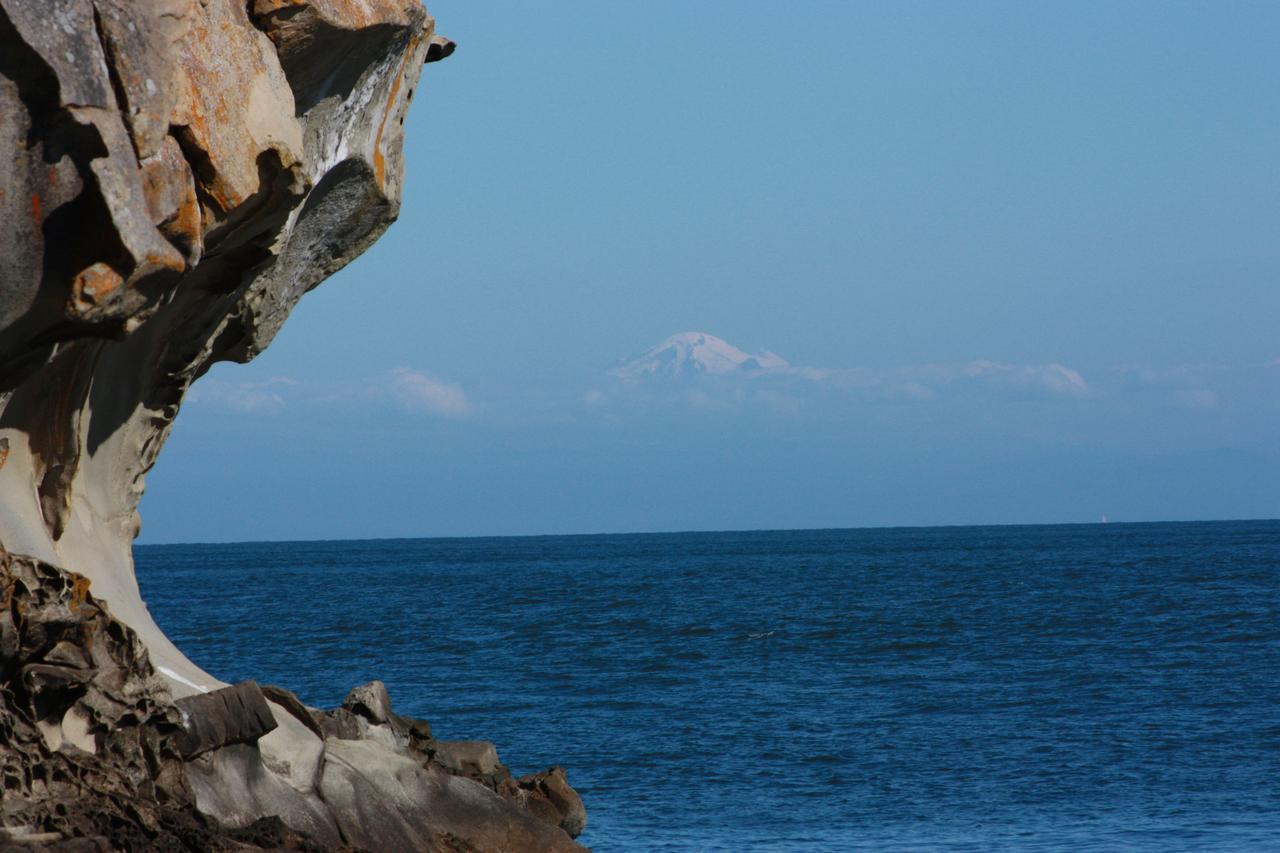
0 0 585 849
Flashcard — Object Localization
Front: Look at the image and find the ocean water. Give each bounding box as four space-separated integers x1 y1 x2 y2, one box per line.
135 521 1280 851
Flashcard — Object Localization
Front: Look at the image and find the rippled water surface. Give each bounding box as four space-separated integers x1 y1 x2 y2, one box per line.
136 521 1280 850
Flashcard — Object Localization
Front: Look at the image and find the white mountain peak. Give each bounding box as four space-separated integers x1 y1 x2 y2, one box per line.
611 332 789 380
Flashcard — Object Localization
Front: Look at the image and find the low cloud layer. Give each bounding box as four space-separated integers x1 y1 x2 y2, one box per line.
788 359 1090 400
1109 360 1280 411
186 377 298 413
389 368 473 417
188 369 473 419
595 335 1280 430
183 334 1277 430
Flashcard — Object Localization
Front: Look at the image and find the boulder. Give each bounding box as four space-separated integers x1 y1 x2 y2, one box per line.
517 766 589 839
342 680 394 725
173 681 279 759
321 738 584 853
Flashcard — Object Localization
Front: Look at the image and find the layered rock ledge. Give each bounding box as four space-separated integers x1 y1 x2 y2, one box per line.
0 0 585 849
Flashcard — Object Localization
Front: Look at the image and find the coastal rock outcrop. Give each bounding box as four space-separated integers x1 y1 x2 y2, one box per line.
0 0 584 849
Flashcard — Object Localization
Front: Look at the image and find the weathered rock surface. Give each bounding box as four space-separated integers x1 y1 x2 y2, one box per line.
0 550 331 851
0 0 585 849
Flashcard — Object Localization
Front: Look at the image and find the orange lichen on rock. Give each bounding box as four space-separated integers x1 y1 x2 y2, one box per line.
171 0 304 218
372 34 419 190
69 572 92 612
139 136 203 265
69 263 125 316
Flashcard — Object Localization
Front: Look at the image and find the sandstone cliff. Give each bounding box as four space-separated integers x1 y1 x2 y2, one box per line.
0 1 585 849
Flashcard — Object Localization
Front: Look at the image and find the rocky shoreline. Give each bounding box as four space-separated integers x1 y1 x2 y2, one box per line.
0 552 585 850
0 0 585 848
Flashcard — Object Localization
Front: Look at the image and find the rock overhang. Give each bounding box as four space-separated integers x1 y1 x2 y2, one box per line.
0 1 588 848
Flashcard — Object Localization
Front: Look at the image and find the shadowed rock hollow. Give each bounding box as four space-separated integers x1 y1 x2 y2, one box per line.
0 0 585 849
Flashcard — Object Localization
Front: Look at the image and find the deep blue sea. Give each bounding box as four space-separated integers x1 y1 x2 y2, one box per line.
135 521 1280 851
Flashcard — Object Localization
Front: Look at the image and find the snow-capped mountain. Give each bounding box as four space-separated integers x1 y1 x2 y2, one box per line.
610 332 789 380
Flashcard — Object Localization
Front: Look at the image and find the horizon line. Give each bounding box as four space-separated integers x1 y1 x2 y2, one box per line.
134 515 1280 549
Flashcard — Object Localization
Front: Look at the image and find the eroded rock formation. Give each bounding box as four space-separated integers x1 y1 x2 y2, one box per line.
0 0 585 849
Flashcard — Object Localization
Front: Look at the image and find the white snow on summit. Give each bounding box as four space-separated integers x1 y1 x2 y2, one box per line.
610 332 789 381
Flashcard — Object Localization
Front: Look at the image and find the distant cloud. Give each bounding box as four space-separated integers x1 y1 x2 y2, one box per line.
389 368 472 417
1110 364 1208 388
187 376 298 413
187 369 474 419
814 360 1090 401
1109 364 1226 409
954 360 1089 396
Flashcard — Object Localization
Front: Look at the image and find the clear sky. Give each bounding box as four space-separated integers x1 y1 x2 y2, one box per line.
139 1 1280 542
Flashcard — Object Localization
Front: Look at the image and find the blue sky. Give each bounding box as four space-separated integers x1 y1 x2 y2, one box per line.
139 2 1280 542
